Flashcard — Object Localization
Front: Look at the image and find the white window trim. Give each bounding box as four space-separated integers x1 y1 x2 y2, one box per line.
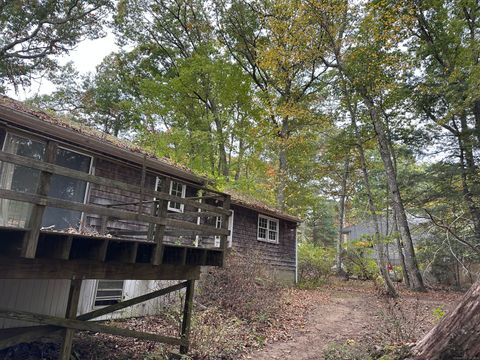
166 180 186 213
257 214 279 244
214 210 234 248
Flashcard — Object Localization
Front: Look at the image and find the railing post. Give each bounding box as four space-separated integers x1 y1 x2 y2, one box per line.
151 177 171 265
220 195 231 253
179 279 195 355
21 140 57 258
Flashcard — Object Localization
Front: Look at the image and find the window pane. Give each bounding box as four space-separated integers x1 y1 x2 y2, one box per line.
258 228 266 239
269 220 277 231
0 134 45 227
42 148 91 230
269 230 277 241
259 217 267 229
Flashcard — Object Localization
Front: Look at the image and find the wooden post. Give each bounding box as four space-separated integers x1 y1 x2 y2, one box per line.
179 279 195 355
22 141 57 258
220 196 231 253
151 177 171 265
59 278 82 360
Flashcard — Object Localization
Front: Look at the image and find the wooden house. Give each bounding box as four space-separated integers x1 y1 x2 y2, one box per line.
0 96 299 357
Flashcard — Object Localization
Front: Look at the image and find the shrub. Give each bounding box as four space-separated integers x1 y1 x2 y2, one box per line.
197 249 281 323
297 242 335 288
343 240 378 280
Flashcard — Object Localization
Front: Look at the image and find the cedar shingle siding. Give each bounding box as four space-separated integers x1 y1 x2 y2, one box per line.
230 204 297 283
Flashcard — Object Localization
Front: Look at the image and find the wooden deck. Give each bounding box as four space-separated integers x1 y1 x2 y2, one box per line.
0 145 230 280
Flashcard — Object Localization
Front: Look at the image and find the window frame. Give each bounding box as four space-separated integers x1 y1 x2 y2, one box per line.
167 180 186 213
257 214 280 244
93 280 125 308
214 210 234 248
0 130 93 229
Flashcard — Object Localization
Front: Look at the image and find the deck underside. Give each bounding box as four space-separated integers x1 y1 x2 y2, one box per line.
0 226 221 280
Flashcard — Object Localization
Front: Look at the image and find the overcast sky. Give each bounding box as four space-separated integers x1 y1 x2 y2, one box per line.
8 32 118 100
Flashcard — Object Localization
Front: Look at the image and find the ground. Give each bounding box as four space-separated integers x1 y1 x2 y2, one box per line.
0 279 463 360
251 280 461 360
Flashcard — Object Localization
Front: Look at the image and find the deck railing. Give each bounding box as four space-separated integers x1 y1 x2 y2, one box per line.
0 143 230 267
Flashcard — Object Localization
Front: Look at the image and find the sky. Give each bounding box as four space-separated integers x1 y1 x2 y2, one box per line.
7 32 118 100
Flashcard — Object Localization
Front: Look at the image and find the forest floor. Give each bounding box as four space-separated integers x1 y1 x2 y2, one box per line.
0 279 463 360
251 279 462 360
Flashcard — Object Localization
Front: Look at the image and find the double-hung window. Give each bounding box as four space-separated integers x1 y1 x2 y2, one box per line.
257 215 279 244
156 177 186 213
168 181 186 212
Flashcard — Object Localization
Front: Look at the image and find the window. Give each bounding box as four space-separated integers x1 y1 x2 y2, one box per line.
257 215 279 243
0 133 45 227
167 180 186 212
94 280 124 307
0 132 92 229
42 147 92 229
214 210 234 248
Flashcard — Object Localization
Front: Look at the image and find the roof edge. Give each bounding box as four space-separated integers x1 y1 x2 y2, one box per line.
0 103 206 185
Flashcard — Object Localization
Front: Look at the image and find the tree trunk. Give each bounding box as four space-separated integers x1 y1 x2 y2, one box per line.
363 96 425 291
393 208 410 287
352 116 397 298
413 280 480 359
336 157 349 276
276 118 289 210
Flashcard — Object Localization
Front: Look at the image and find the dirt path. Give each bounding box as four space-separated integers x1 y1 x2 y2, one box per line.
253 282 461 360
253 289 379 360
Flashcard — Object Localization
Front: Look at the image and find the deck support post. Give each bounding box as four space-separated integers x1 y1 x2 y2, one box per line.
59 278 82 360
179 279 195 355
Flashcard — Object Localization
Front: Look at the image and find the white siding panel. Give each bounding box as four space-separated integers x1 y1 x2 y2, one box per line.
0 279 70 329
0 279 179 329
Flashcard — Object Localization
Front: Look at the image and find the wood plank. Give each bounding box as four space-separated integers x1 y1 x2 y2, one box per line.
167 210 221 218
0 256 201 280
179 279 195 354
0 151 230 215
0 189 229 236
77 281 187 321
0 282 189 350
21 141 57 258
59 279 82 360
0 188 167 227
0 308 186 346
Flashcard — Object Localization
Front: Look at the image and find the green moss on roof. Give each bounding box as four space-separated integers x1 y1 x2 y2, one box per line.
0 95 199 177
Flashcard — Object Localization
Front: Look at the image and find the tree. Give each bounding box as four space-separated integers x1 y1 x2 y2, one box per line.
404 0 480 245
307 0 425 291
0 0 113 91
413 279 480 359
31 53 139 137
216 0 329 209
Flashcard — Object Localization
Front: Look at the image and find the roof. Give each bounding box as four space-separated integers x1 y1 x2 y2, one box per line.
226 190 302 223
0 96 301 223
0 96 205 184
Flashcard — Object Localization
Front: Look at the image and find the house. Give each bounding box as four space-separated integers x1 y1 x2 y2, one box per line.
0 96 299 345
342 214 428 266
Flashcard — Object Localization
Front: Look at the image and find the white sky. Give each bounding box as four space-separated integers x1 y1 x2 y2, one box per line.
7 32 118 100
